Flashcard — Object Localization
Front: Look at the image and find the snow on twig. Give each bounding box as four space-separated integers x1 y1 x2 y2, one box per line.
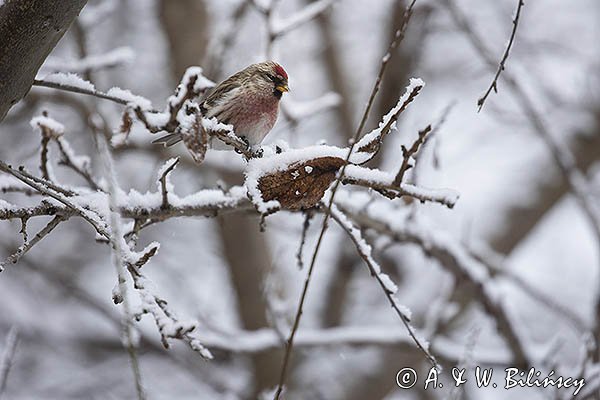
107 87 153 111
157 157 180 209
33 76 137 107
273 3 422 396
31 113 100 190
337 198 532 367
40 72 96 92
44 47 135 74
271 0 337 37
95 133 147 400
329 204 439 369
0 161 109 237
393 124 432 186
343 164 459 208
1 215 66 270
354 77 424 160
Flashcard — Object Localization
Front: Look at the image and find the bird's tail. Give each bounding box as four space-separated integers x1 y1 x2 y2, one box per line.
151 133 183 147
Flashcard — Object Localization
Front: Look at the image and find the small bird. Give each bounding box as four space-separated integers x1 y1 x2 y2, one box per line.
153 61 289 150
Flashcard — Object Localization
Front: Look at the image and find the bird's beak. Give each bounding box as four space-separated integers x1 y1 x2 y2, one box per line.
275 84 289 93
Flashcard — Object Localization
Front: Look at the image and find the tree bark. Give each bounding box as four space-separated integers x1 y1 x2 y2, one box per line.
0 0 88 122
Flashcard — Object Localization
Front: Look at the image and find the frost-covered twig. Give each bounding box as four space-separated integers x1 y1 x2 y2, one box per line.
248 0 342 133
270 0 337 37
340 203 532 367
392 124 432 186
158 158 180 209
196 325 418 353
95 131 147 400
0 327 19 399
32 77 137 107
354 79 424 160
129 268 212 359
1 138 216 362
37 116 54 182
44 47 134 75
1 215 67 271
204 1 251 77
411 101 456 184
55 135 100 191
11 164 75 198
329 205 439 369
0 187 252 222
0 161 108 237
477 0 525 111
32 112 101 191
342 164 459 208
273 3 420 398
444 0 600 356
32 69 257 159
467 242 589 334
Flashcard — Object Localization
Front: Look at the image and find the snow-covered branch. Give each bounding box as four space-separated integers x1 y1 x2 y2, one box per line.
43 47 135 75
329 204 439 369
270 0 337 37
337 199 532 367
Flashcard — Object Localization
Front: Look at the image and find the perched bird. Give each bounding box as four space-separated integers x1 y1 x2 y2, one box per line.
153 61 289 150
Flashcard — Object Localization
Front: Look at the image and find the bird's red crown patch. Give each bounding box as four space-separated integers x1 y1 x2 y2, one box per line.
274 64 288 80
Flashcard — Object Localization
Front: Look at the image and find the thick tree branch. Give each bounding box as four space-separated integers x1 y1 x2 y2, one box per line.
0 0 88 121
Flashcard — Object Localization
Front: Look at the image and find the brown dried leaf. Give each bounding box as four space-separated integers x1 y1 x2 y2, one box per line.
182 112 208 164
258 156 346 210
120 109 133 135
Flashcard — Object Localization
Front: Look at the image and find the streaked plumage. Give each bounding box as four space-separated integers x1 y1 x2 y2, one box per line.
153 61 289 150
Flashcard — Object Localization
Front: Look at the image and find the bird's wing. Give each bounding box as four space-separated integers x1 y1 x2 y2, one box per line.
202 69 247 110
202 86 241 122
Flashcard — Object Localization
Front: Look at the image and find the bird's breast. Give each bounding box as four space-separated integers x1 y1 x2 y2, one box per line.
217 90 280 145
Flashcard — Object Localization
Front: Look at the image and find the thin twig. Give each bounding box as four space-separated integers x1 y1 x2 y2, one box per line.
95 131 147 400
0 327 19 399
159 158 180 209
0 186 39 196
477 0 525 111
0 161 109 238
343 175 458 208
341 204 531 367
10 164 75 197
1 215 67 270
273 2 420 398
443 0 600 357
0 192 252 222
55 136 101 191
354 82 424 161
330 205 439 368
296 210 313 269
467 243 589 334
393 124 432 186
39 126 52 181
33 79 133 107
